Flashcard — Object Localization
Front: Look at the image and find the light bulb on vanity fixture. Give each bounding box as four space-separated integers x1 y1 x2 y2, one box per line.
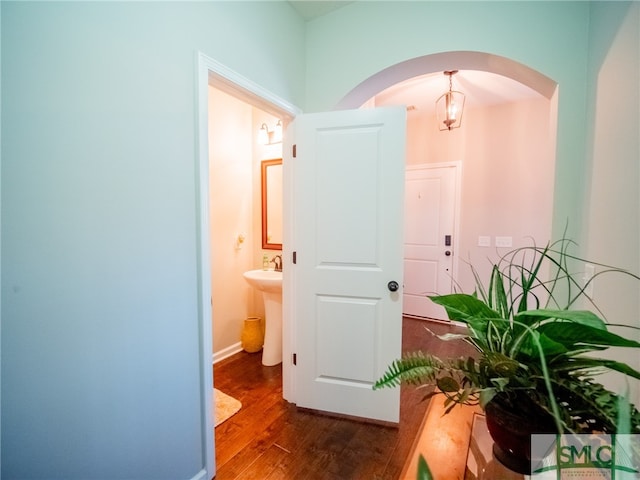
258 124 269 145
257 120 283 145
436 70 465 131
272 120 282 143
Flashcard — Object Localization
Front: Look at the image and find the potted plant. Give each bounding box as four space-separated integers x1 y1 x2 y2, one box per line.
374 236 640 473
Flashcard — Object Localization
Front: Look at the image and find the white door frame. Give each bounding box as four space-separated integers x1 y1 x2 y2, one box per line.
195 52 301 478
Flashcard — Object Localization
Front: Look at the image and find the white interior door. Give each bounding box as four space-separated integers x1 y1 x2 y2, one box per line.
289 106 405 423
403 164 459 320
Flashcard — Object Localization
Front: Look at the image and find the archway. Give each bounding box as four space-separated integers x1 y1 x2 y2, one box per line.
336 51 557 109
337 51 559 294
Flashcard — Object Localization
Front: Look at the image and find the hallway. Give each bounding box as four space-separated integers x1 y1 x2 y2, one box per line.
213 317 476 479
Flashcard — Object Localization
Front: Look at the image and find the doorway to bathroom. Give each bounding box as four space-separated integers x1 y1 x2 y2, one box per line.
207 85 284 365
196 53 300 477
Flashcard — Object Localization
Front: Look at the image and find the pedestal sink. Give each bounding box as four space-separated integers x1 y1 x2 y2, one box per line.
242 269 282 366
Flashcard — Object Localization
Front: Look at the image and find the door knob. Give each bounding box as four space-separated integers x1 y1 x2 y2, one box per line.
387 281 399 292
445 250 451 256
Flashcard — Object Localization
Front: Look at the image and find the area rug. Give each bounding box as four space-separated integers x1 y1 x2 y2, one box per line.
213 388 242 427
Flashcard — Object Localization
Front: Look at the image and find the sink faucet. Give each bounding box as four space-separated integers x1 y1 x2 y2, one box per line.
271 255 283 272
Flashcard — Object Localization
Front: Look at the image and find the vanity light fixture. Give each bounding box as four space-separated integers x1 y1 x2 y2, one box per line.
257 120 283 145
436 70 465 131
258 123 270 145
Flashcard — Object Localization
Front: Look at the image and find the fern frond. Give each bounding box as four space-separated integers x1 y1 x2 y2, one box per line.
373 352 444 390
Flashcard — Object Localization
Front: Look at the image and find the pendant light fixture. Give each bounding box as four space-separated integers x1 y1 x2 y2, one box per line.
436 70 465 131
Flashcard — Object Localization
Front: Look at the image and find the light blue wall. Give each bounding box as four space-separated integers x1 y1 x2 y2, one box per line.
1 2 304 478
304 1 590 240
2 1 639 476
0 2 3 473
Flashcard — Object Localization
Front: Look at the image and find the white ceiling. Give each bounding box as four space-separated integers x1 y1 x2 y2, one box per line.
288 1 353 21
374 70 543 114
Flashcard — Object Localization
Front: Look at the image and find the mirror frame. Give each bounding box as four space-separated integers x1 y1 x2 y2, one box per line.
261 158 283 250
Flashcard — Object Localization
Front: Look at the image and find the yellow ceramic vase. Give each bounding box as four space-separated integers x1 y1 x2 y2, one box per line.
241 317 264 353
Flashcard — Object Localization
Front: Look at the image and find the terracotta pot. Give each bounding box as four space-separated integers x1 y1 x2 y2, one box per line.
484 396 556 474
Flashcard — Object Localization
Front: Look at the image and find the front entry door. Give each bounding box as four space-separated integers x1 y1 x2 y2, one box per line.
403 164 458 320
290 107 406 423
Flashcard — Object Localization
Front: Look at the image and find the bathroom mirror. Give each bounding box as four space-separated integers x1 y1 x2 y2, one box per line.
261 158 283 250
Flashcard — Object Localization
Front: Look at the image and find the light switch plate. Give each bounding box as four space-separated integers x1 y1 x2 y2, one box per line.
478 236 491 247
495 236 513 248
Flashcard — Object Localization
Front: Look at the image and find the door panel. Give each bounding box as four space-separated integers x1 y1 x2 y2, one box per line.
316 296 378 384
292 107 405 423
316 128 379 264
403 165 458 320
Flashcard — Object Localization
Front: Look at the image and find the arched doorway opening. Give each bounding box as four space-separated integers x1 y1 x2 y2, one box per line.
337 51 557 109
338 51 559 295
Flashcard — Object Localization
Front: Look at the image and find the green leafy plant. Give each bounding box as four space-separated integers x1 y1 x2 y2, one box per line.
416 454 433 480
374 236 640 434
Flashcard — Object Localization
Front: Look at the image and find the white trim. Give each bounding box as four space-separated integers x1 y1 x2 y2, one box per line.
282 120 296 404
212 342 243 364
196 52 303 478
205 56 302 120
195 51 215 480
187 469 208 480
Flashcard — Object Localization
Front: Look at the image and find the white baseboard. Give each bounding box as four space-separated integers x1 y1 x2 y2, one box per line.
188 468 208 480
212 342 243 364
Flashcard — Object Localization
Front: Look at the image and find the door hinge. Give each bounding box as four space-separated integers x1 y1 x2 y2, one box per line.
292 144 297 158
292 251 297 264
293 353 297 365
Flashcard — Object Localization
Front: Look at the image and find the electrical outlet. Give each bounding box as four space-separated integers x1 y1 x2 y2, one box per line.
495 236 513 248
478 236 491 247
584 263 595 297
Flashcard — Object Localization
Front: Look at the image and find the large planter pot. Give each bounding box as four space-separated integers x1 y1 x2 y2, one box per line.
484 396 556 474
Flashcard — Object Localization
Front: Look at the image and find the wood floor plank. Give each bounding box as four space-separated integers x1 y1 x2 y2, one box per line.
213 317 476 480
215 399 288 470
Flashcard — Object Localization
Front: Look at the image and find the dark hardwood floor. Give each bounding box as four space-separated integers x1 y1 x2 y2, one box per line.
213 317 476 480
